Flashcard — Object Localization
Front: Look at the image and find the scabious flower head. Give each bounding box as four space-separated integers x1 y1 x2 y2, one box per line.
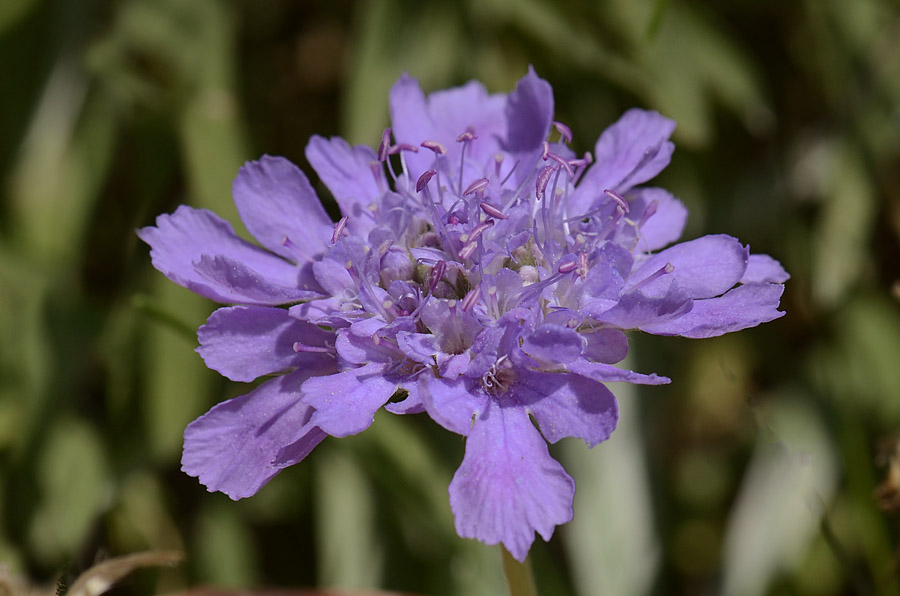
139 67 788 561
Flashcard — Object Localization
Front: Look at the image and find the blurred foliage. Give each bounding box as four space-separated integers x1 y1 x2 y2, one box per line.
1 0 900 595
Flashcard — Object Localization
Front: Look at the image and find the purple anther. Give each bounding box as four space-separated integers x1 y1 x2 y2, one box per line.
388 143 419 154
461 287 480 312
459 241 479 260
421 140 447 155
416 169 437 193
604 189 630 213
541 140 551 160
535 165 555 200
479 201 508 220
557 259 577 274
293 341 332 354
429 260 446 292
638 199 659 227
547 152 575 178
553 121 573 143
468 219 495 243
377 128 392 162
456 130 477 143
332 217 348 244
576 251 589 280
463 177 490 196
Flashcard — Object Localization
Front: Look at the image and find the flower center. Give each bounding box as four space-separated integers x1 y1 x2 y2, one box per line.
481 356 516 396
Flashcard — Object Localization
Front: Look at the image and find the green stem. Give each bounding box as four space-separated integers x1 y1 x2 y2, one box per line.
500 545 539 596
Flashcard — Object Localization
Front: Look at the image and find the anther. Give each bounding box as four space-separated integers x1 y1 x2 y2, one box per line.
468 219 495 243
429 260 446 292
377 128 391 162
576 251 589 279
416 169 437 193
479 201 508 220
332 217 348 244
604 189 630 213
293 342 332 354
557 259 577 274
456 130 477 143
547 152 575 178
552 121 573 143
388 143 419 154
461 287 480 312
535 165 555 200
464 177 490 196
421 140 447 155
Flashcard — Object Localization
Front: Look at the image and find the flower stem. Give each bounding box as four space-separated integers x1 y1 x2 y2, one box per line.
500 545 539 596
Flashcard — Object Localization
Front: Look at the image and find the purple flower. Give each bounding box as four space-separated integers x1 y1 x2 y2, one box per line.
139 67 788 561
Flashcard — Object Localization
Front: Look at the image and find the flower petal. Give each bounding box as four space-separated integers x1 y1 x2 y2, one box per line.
627 234 749 299
305 135 382 235
504 66 554 154
193 254 319 305
232 155 334 261
582 327 629 364
420 376 488 436
590 109 676 192
741 254 790 284
181 371 325 499
640 283 786 338
390 74 506 180
138 205 319 304
197 306 336 382
566 358 671 385
449 402 574 562
522 324 585 364
589 280 693 329
515 368 619 446
301 362 398 437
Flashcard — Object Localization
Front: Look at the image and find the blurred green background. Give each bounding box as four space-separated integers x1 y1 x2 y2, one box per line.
1 0 899 595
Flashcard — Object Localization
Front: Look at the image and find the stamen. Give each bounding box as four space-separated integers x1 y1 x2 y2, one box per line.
557 259 577 274
421 140 447 155
547 152 575 178
535 165 555 200
494 154 504 177
293 341 333 354
631 263 675 292
541 141 551 160
416 169 437 193
332 217 348 244
377 128 392 162
553 121 573 144
575 251 589 280
459 240 479 260
389 143 419 154
456 129 476 195
604 189 630 213
479 201 508 220
464 177 490 196
461 287 480 312
467 219 495 243
428 260 446 293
